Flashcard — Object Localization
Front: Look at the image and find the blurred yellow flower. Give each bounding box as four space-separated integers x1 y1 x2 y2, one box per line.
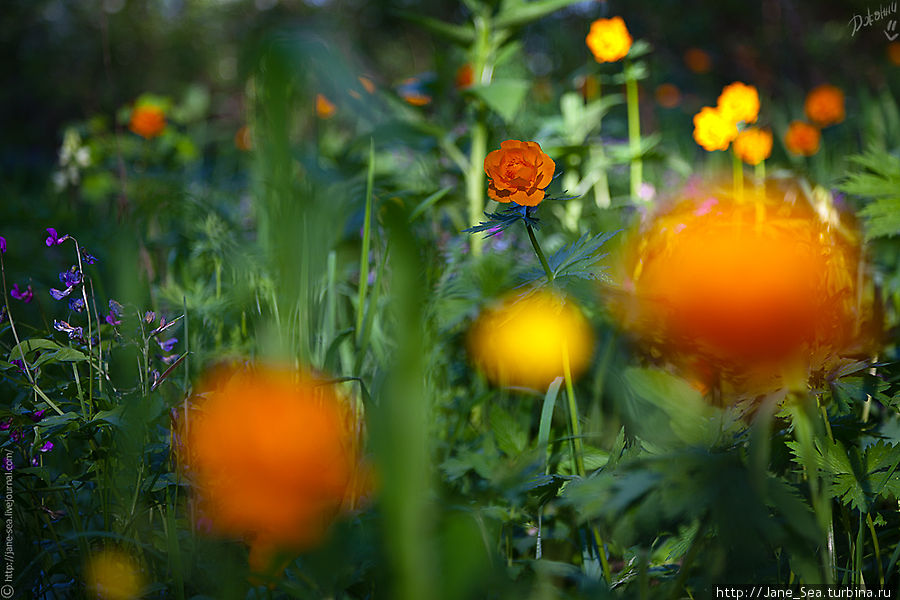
586 17 632 63
85 550 143 600
717 82 759 124
128 103 166 139
179 364 369 574
784 121 820 156
804 84 845 127
612 181 874 395
733 127 772 165
316 94 336 119
468 290 593 390
692 106 738 151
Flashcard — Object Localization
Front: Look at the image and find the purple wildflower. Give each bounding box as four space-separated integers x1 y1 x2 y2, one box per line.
0 420 10 431
10 283 33 303
105 313 121 326
160 354 180 365
158 338 178 353
0 236 5 253
144 311 156 324
10 359 25 372
68 298 85 312
44 228 68 247
10 430 23 443
79 247 98 265
109 299 124 316
39 441 53 453
59 267 82 288
29 410 46 423
53 319 83 340
49 286 74 300
30 457 38 466
0 306 6 324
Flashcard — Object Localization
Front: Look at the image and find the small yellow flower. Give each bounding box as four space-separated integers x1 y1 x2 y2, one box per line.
733 127 773 165
85 550 143 600
586 17 633 63
717 82 760 125
804 84 845 127
315 94 336 119
784 121 820 156
692 106 738 152
468 290 593 390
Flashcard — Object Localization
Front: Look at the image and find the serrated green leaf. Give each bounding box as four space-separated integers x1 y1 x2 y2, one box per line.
491 405 528 456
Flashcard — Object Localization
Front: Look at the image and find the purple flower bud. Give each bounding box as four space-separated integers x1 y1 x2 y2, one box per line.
144 311 156 323
80 247 98 265
53 319 83 340
68 298 85 313
10 283 33 303
157 338 178 353
49 286 74 300
105 313 121 326
109 299 124 317
39 441 53 452
0 306 6 324
29 410 46 423
160 354 180 365
0 237 5 254
30 457 38 466
45 228 68 247
10 360 25 373
0 420 10 431
59 267 82 288
10 430 23 443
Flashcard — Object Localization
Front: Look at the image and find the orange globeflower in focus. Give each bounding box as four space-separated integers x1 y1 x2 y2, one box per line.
693 106 738 151
129 103 166 139
733 127 772 165
784 121 820 156
316 94 336 119
804 84 845 127
179 365 368 574
586 17 633 63
717 82 760 125
484 140 556 207
468 290 594 390
613 181 873 395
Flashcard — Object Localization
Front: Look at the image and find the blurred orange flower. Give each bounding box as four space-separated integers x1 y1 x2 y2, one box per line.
456 63 474 89
692 106 738 151
613 181 873 394
733 127 772 165
179 365 368 573
316 94 336 119
359 76 376 93
684 48 712 74
484 140 556 207
784 121 820 156
586 17 633 63
889 42 900 66
468 290 593 390
717 82 759 124
234 125 252 152
129 103 166 139
655 83 681 108
804 84 845 127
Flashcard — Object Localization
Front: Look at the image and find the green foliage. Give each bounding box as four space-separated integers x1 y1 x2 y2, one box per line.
840 150 900 240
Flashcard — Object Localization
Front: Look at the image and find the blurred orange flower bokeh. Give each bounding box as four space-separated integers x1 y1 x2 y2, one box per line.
85 549 144 600
468 290 594 390
484 140 556 207
177 364 369 573
613 181 874 395
315 94 336 119
129 103 166 139
784 121 820 156
804 84 845 127
733 127 773 165
586 17 633 63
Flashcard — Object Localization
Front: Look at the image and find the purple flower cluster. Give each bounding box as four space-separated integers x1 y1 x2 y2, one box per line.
10 283 33 303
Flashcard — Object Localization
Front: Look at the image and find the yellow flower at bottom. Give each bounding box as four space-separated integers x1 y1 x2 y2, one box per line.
468 290 594 390
693 106 738 151
85 550 143 600
733 127 772 165
586 17 633 63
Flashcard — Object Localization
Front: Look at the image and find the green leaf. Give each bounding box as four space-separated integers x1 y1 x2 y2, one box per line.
469 79 530 123
491 405 527 456
31 347 88 369
494 0 591 29
8 339 62 363
392 9 474 45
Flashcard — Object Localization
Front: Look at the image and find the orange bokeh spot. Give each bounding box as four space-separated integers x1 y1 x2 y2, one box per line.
129 104 166 139
655 83 681 108
177 364 369 573
316 94 336 119
784 121 820 156
889 42 900 65
684 48 712 74
612 181 874 395
804 84 845 127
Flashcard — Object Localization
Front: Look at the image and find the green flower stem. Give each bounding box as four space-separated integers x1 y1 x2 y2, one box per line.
625 60 642 202
356 138 375 346
732 148 744 203
755 159 766 184
563 346 612 584
525 223 554 284
466 16 493 257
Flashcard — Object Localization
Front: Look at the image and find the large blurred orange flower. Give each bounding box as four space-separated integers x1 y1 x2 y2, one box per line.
804 84 845 127
693 106 738 151
85 549 143 600
468 290 593 390
733 127 772 165
129 103 166 139
717 82 760 125
586 17 633 63
784 121 820 156
178 364 368 573
484 140 556 207
613 181 874 395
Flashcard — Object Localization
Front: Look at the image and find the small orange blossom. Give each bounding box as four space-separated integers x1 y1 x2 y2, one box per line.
717 82 760 124
129 103 166 139
804 84 845 127
484 140 556 207
586 17 633 63
692 106 738 151
784 121 820 156
733 127 772 165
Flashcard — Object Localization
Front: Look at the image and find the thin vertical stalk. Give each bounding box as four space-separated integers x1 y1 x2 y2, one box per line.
732 149 744 203
466 16 492 256
624 60 642 202
526 224 554 284
356 138 375 346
